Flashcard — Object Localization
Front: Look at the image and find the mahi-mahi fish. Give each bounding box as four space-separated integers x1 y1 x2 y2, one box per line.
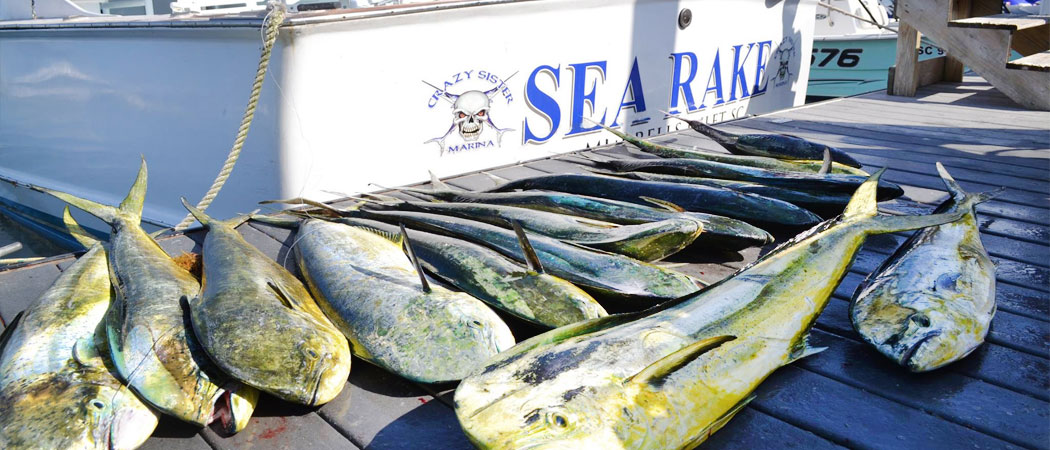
0 208 158 450
851 163 1000 372
292 218 515 383
335 217 607 328
36 159 258 433
181 200 352 405
670 114 863 168
455 169 963 449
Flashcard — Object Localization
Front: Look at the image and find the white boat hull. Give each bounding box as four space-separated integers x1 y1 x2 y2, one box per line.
0 0 816 231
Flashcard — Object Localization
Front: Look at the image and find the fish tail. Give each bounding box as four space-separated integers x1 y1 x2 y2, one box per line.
63 206 99 248
683 118 737 145
936 162 1004 207
846 168 967 233
180 197 212 227
842 168 885 220
36 157 147 226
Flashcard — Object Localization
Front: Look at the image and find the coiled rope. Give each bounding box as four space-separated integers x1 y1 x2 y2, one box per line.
174 2 287 231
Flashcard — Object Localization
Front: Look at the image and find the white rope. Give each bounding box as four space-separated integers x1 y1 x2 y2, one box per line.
174 2 287 231
818 2 898 33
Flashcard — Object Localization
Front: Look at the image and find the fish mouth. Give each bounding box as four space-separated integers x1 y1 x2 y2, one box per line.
899 330 942 370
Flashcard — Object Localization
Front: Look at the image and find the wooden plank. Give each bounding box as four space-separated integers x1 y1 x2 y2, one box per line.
142 417 215 450
815 298 1050 402
798 329 1048 449
1007 50 1050 72
749 366 1020 449
891 20 923 97
948 14 1050 31
317 363 472 449
890 57 949 93
0 263 61 323
704 408 847 450
199 396 359 450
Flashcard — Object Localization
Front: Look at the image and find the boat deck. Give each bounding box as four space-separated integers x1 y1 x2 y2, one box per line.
1 76 1046 449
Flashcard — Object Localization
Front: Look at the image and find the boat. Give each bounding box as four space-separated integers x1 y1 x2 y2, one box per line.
0 0 817 237
808 0 944 100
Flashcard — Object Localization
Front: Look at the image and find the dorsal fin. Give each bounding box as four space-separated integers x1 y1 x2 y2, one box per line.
400 223 431 294
259 198 346 216
641 196 685 213
510 220 544 274
626 335 735 386
818 148 832 175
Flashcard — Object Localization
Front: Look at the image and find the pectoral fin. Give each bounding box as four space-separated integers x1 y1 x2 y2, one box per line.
479 313 643 374
626 335 735 387
818 148 832 175
0 311 24 354
641 196 685 213
269 281 308 312
685 395 755 448
399 223 431 294
72 337 102 368
510 221 544 274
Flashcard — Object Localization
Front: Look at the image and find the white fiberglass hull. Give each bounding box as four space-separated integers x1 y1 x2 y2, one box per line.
0 0 816 232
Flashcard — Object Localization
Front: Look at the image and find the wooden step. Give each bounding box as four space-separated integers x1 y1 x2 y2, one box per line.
1007 50 1050 72
949 13 1050 31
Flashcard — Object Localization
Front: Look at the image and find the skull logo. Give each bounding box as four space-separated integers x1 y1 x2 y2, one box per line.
424 72 517 155
453 91 491 141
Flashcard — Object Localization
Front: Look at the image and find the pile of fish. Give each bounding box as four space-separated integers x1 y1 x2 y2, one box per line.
0 120 1001 449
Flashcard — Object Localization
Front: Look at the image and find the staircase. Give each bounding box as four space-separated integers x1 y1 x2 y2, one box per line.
890 0 1049 110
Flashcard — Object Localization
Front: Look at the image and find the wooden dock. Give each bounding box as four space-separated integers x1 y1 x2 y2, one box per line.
1 75 1046 449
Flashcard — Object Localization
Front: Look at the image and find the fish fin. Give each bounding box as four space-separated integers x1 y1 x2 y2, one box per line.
225 383 260 434
786 334 827 365
676 116 738 145
105 299 128 378
842 168 885 219
400 223 431 294
222 210 260 229
63 206 99 248
866 210 966 234
72 336 102 368
180 197 212 227
248 215 301 229
427 170 455 191
35 158 147 226
260 198 345 215
573 218 619 229
480 171 510 188
641 196 685 213
477 313 643 374
688 395 755 447
818 148 832 175
510 220 544 274
656 262 690 269
0 311 24 355
935 162 967 199
626 335 736 387
936 162 1004 206
268 280 307 312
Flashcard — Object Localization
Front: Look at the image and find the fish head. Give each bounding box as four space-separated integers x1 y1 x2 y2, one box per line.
457 377 628 449
296 331 350 405
855 291 990 372
0 370 157 450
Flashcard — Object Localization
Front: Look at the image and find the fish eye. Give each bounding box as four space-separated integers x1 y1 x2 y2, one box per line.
548 412 569 429
90 400 106 409
910 314 931 328
307 349 318 358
